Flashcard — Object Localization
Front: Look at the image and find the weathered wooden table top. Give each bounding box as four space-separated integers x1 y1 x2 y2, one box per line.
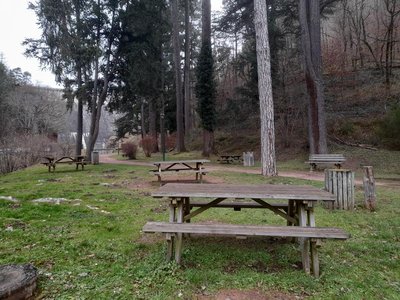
152 183 335 201
152 159 210 165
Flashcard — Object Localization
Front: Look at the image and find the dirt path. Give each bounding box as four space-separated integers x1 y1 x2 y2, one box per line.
100 154 399 187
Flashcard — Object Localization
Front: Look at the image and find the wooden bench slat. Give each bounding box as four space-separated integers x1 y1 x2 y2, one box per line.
306 154 346 170
189 201 288 210
143 222 350 240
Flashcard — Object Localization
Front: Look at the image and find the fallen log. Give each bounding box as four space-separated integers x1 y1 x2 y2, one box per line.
330 135 378 151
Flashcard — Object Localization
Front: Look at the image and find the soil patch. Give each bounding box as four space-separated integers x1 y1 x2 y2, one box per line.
195 289 303 300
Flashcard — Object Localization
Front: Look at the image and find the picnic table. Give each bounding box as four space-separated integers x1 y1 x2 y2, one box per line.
217 154 242 164
42 155 86 172
143 183 350 277
150 159 210 185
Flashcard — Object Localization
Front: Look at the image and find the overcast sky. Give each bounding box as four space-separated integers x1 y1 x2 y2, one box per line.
0 0 223 89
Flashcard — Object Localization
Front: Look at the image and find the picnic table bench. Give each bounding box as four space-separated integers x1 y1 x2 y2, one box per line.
306 154 346 171
150 160 210 185
143 183 350 277
217 154 242 164
42 155 87 172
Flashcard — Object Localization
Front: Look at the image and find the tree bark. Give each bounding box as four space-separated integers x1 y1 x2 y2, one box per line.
201 0 214 157
299 0 328 154
203 129 214 157
75 69 83 157
148 99 159 152
254 0 277 176
171 0 186 152
184 0 191 138
141 100 146 138
75 4 83 157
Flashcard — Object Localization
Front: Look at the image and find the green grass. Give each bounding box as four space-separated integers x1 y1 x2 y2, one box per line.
1 163 399 299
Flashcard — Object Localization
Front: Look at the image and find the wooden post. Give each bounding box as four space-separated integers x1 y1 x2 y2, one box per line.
324 169 354 210
166 202 176 261
363 166 376 211
175 198 184 264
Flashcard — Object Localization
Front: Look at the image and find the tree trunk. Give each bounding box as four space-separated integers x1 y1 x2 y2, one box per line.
184 0 191 138
148 99 159 152
202 129 214 157
87 1 112 160
171 0 186 152
254 0 277 176
200 0 215 157
75 69 83 157
141 100 146 138
299 0 328 154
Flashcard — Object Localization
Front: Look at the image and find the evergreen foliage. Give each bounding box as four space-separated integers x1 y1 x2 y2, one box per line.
195 40 216 132
379 104 400 149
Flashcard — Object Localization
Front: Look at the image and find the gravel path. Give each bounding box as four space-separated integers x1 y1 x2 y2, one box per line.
100 154 398 187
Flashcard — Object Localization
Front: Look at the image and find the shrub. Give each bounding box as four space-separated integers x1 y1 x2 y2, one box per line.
378 104 400 149
0 134 59 174
121 142 137 159
140 135 157 157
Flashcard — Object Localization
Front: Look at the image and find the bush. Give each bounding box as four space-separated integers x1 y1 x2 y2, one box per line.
378 104 400 149
121 142 137 159
140 136 157 157
0 134 60 174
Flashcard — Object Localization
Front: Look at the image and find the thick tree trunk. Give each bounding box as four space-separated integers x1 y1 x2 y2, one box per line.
254 0 277 176
202 129 214 157
299 0 328 154
171 0 186 152
184 0 191 138
200 0 215 157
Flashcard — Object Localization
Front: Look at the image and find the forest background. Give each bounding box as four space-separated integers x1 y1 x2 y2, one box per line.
0 0 399 174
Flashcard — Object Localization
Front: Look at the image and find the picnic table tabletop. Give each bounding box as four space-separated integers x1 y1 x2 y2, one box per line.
152 183 335 201
152 159 210 165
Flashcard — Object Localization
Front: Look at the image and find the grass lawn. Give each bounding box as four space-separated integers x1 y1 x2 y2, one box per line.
0 162 399 299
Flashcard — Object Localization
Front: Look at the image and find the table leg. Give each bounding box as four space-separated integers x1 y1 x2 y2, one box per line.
175 198 184 264
184 197 191 223
307 205 320 277
287 200 295 226
298 203 310 274
199 163 203 183
166 202 176 261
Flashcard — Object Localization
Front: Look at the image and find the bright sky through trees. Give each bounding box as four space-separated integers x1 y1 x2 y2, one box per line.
0 0 223 89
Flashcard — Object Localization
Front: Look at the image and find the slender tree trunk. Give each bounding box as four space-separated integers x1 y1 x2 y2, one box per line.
141 100 146 138
184 0 191 138
75 66 83 157
75 3 83 157
299 0 328 154
254 0 277 176
148 99 159 152
171 0 186 152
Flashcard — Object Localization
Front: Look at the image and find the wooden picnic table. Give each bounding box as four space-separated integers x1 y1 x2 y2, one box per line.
144 183 350 277
151 159 210 184
217 154 242 164
42 155 86 172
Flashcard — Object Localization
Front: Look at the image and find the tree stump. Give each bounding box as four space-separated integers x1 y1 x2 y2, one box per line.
363 166 376 211
0 264 38 300
242 152 254 166
324 169 355 210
